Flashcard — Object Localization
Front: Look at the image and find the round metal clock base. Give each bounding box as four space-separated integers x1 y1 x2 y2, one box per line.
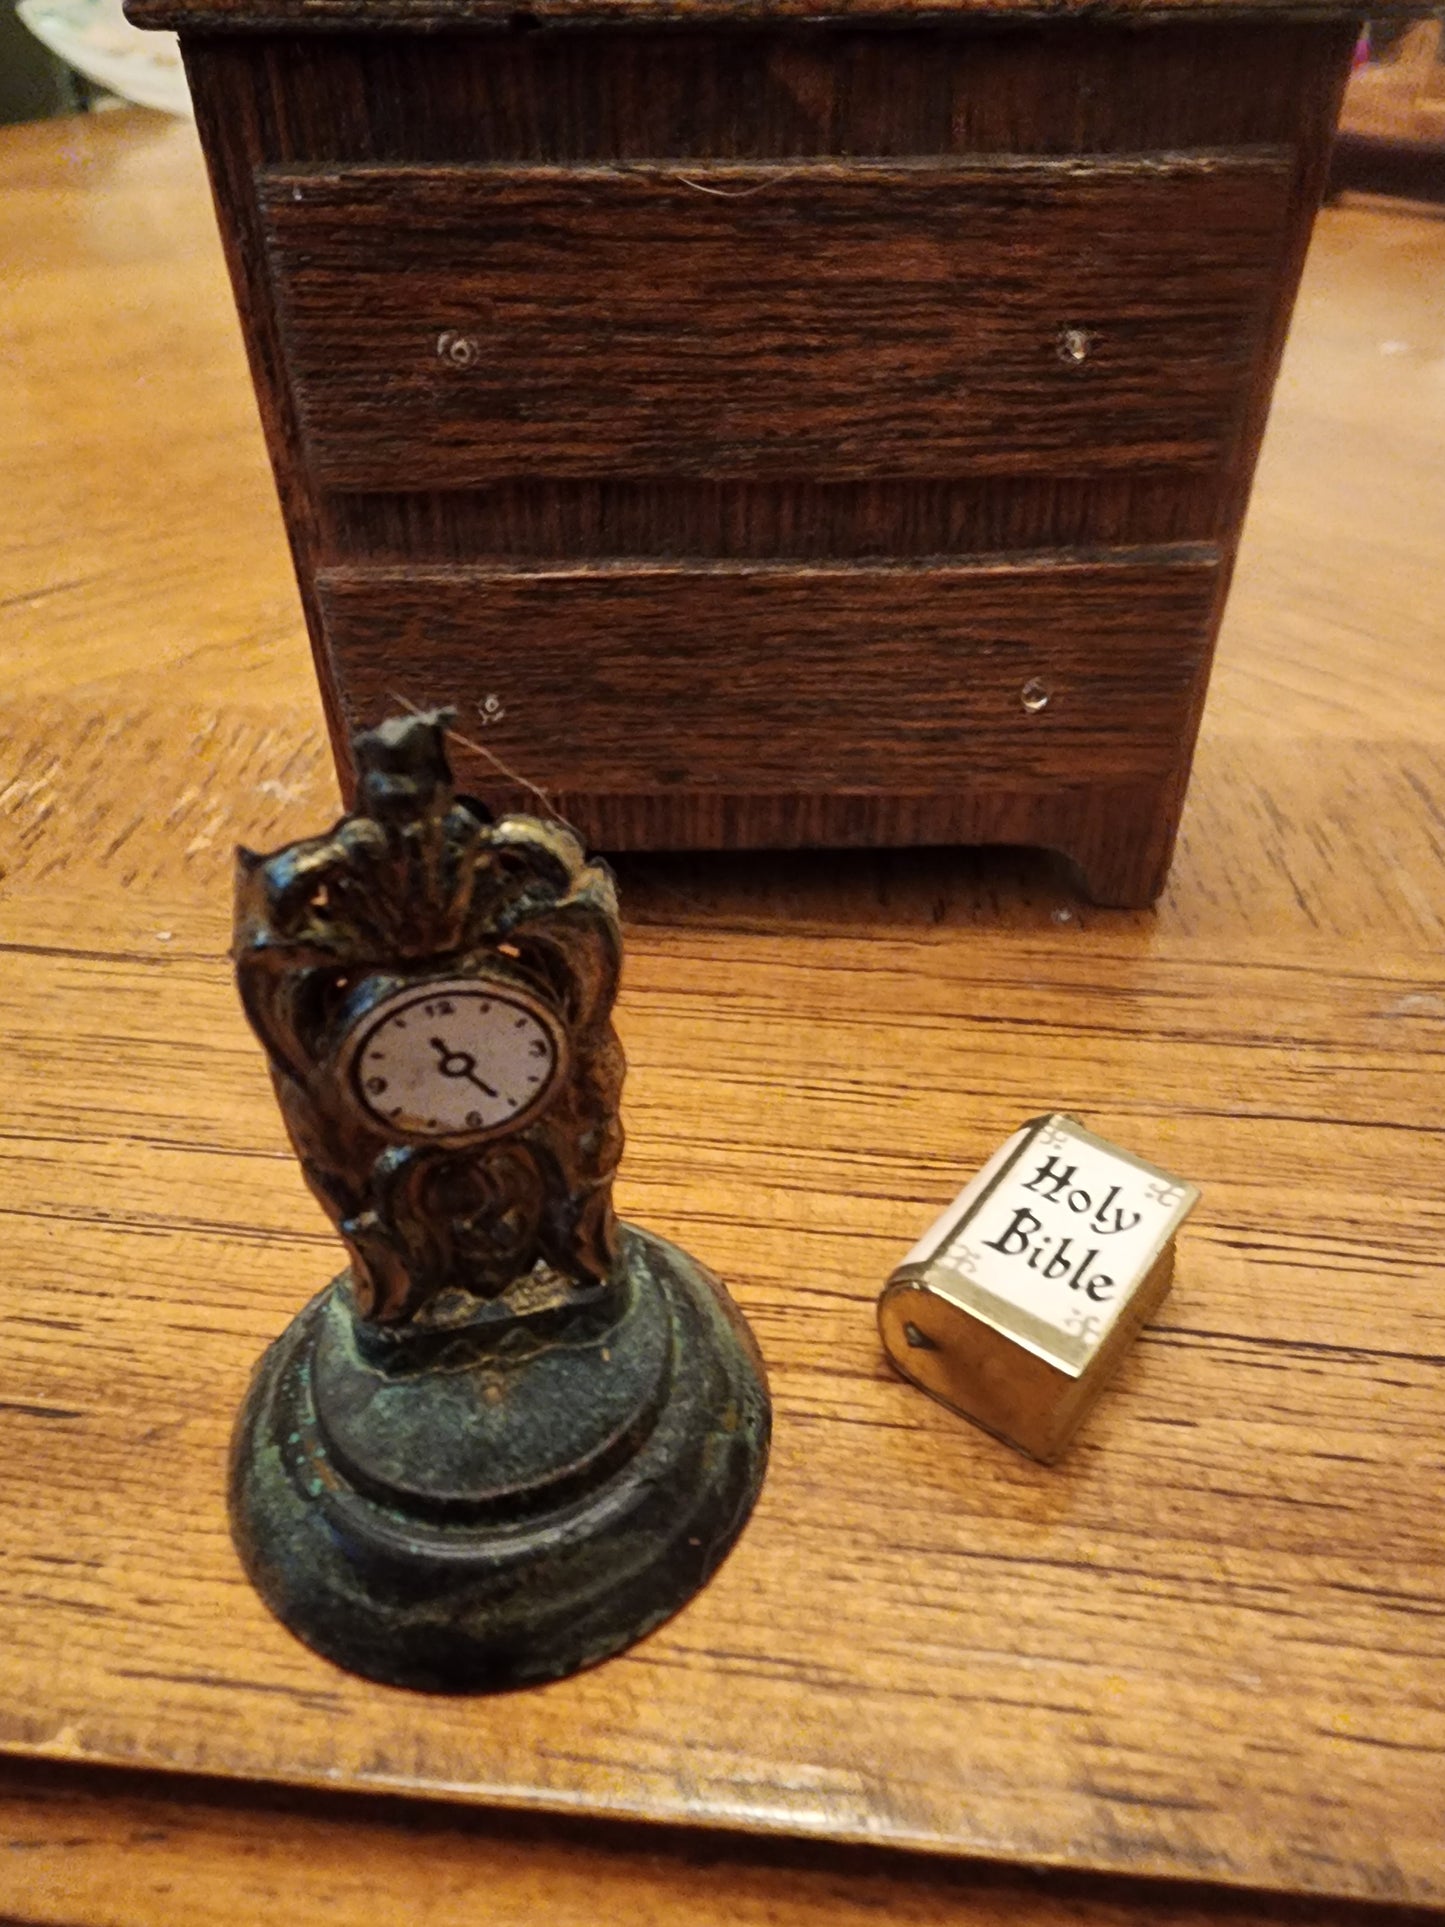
229 1225 770 1693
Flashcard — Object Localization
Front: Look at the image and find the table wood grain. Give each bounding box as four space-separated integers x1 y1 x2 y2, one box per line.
1 107 1443 1921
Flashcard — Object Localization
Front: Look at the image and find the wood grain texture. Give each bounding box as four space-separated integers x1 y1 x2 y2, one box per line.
3 105 1445 1924
176 19 1354 882
317 555 1218 884
4 1762 1424 1927
3 747 1445 1911
125 0 1387 32
189 21 1358 166
323 474 1228 561
261 157 1289 487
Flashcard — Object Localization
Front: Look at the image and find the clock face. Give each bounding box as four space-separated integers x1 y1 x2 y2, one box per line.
341 978 566 1142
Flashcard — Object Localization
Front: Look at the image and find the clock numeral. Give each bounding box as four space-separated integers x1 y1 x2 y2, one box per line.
466 1111 483 1128
366 1076 388 1095
422 999 455 1018
528 1039 547 1058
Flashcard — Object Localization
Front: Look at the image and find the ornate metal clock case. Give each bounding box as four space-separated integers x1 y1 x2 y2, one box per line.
230 713 770 1691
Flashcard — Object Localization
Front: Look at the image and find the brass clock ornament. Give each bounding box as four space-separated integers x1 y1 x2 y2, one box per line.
230 713 770 1691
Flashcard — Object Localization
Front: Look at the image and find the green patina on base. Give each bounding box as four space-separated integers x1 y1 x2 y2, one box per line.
230 1223 770 1693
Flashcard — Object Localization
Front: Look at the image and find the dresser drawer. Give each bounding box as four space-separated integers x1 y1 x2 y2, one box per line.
264 158 1289 490
317 553 1219 797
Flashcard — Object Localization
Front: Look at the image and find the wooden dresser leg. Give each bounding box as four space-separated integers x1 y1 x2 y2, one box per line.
1049 779 1183 909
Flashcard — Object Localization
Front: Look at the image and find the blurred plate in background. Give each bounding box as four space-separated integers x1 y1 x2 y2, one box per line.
17 0 189 115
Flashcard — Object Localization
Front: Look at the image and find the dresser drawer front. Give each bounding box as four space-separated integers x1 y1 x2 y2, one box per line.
264 159 1289 490
318 555 1218 794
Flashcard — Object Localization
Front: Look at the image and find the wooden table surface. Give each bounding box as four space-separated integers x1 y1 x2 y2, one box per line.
2 107 1443 1925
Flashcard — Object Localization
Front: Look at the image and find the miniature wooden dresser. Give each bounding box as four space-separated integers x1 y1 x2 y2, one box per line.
129 0 1367 903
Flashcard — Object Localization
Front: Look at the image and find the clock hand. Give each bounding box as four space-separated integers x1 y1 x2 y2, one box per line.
429 1035 499 1099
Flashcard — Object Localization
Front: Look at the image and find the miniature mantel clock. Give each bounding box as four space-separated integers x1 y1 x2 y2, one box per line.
230 713 770 1692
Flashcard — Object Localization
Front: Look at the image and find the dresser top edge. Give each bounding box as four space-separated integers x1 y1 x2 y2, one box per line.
127 0 1387 36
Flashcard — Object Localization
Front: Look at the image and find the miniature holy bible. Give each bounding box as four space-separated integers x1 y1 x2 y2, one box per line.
879 1115 1198 1462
